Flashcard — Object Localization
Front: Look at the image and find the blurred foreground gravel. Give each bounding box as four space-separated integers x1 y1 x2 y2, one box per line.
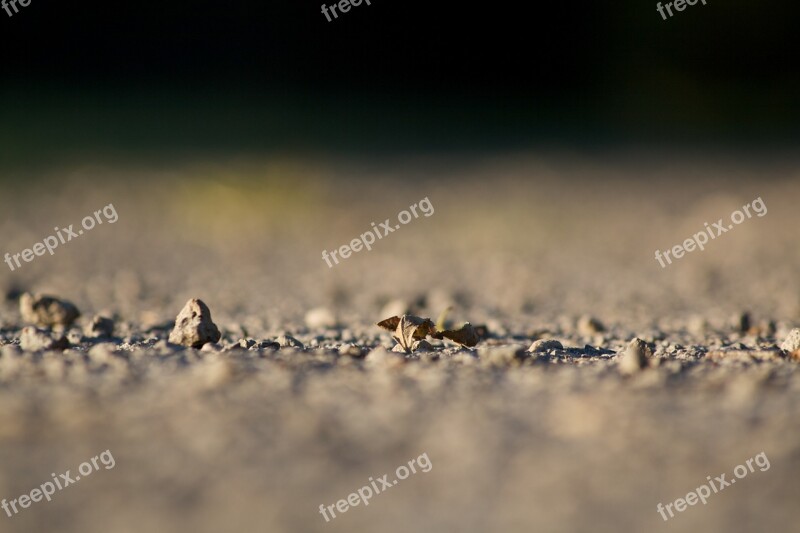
1 154 799 533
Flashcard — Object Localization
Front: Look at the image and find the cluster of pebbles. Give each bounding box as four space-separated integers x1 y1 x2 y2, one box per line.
2 163 800 532
1 293 799 387
2 292 800 533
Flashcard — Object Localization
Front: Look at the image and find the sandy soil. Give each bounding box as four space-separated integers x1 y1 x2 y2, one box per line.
1 154 799 533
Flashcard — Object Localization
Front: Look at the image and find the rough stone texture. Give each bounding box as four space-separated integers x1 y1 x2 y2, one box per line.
20 293 80 328
167 299 221 348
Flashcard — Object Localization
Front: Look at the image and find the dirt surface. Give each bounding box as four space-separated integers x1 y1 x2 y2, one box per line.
1 155 799 533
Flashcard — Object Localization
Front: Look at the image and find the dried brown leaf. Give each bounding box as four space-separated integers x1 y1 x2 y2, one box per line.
377 314 437 353
400 314 437 340
432 322 481 347
377 316 401 331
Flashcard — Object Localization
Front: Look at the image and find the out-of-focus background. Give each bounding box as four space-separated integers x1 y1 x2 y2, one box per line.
2 2 800 533
1 0 799 168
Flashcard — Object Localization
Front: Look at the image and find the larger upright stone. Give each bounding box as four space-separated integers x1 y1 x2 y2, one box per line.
168 299 221 348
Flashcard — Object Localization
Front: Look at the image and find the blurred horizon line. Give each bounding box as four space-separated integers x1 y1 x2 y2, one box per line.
1 83 799 173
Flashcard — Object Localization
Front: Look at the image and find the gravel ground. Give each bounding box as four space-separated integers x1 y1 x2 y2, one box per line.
1 155 799 533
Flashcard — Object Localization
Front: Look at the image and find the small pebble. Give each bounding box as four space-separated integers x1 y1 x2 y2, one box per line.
20 293 80 329
528 339 563 353
255 340 281 350
338 343 365 357
238 339 256 349
412 340 435 352
84 315 115 338
201 342 223 353
67 330 83 345
618 337 652 375
276 334 304 349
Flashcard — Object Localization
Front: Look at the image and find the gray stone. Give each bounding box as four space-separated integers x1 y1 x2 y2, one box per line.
411 340 435 352
168 299 221 348
255 340 281 350
338 343 365 357
20 293 80 328
67 330 83 345
528 339 563 353
201 342 223 353
276 334 304 349
238 338 256 349
618 337 652 375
